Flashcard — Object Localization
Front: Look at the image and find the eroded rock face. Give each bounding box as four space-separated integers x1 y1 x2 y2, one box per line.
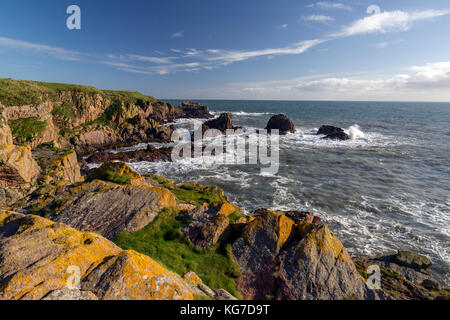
231 209 374 300
276 223 374 300
32 146 83 185
317 125 350 141
265 114 295 135
20 162 176 239
0 212 196 300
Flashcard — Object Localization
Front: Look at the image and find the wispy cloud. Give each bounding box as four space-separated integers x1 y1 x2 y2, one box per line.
281 24 288 29
334 9 450 37
307 2 352 11
171 31 184 38
0 36 83 61
206 40 324 65
303 15 334 22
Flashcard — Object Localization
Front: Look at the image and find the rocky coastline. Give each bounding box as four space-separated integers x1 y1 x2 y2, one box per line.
0 78 448 300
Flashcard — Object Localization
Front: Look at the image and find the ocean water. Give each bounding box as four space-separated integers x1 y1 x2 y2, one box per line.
129 100 450 286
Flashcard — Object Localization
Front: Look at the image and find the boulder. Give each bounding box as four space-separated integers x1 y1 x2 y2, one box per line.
265 114 295 135
393 250 433 272
179 203 238 249
203 113 234 134
317 125 349 141
0 212 197 300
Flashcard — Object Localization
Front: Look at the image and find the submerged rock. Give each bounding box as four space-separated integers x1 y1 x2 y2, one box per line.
317 125 350 141
265 114 295 135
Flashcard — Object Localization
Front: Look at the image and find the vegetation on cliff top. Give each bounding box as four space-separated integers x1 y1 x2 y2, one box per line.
114 207 242 299
0 78 157 106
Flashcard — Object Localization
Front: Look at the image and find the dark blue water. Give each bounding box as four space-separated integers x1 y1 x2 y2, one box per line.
133 100 450 285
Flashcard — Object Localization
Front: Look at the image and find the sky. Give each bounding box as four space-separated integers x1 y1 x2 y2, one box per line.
1 0 450 101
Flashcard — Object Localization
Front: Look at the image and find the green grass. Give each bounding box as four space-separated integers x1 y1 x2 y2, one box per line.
52 102 76 128
146 175 228 206
0 78 157 107
114 207 242 298
8 117 47 144
93 169 132 185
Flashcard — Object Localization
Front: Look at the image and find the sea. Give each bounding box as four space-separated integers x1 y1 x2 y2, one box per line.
124 100 450 286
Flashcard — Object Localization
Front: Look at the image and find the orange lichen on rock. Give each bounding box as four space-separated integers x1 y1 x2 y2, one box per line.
0 212 196 300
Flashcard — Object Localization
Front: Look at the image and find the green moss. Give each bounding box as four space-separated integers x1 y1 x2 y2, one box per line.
194 294 212 300
114 207 242 299
146 175 228 206
227 210 245 224
8 117 47 144
93 169 132 185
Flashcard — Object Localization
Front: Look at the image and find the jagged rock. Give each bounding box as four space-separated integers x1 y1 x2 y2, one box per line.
422 279 440 291
317 125 350 141
393 251 433 272
19 162 176 239
179 101 214 119
232 209 295 300
32 145 83 184
231 209 374 300
179 202 239 249
0 144 40 207
0 212 196 300
203 113 234 134
283 211 322 225
265 114 295 135
214 289 238 300
87 144 173 164
353 257 445 300
42 288 98 300
276 223 375 300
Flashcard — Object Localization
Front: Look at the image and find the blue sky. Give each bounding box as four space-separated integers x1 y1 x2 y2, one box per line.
1 0 450 101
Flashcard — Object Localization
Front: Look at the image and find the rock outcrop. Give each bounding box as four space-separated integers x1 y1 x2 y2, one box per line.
265 114 295 135
317 125 350 141
231 209 374 300
354 252 449 300
19 162 176 240
179 101 214 119
87 144 173 164
0 211 198 300
202 112 234 134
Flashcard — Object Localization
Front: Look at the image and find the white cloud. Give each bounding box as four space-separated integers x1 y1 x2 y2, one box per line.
375 41 388 49
308 2 352 11
281 24 288 28
206 39 324 64
186 62 450 101
171 31 184 38
335 9 450 37
303 15 334 22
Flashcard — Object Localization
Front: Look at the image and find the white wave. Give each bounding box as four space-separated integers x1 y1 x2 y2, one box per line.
211 110 273 117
